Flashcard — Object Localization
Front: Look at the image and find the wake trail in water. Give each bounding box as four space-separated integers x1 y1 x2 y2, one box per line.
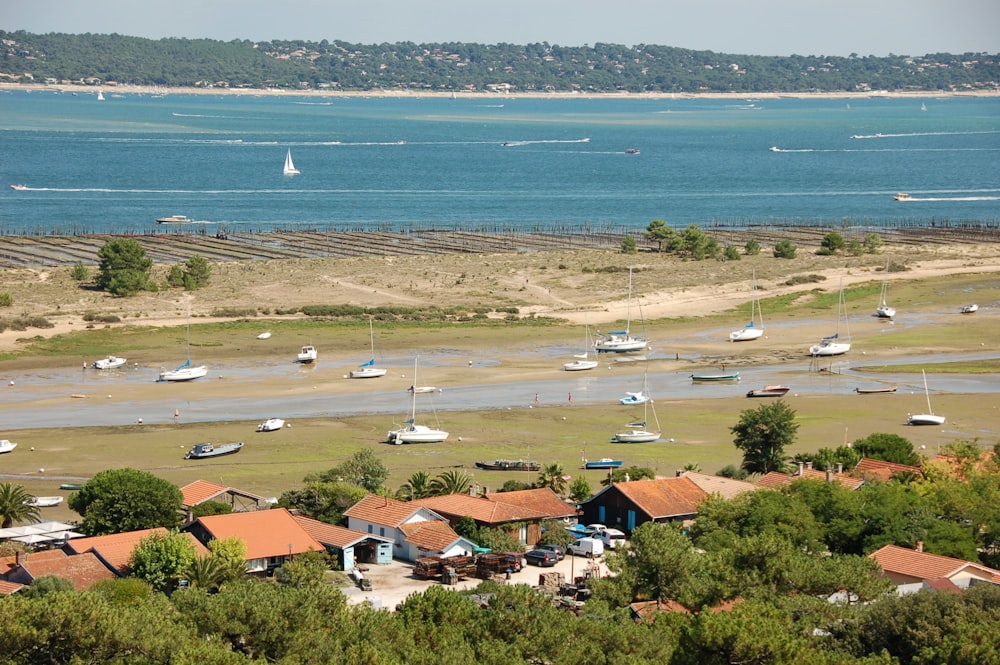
850 130 1000 139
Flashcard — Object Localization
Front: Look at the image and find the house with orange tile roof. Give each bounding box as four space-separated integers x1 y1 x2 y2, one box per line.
413 487 575 547
577 477 707 536
678 471 758 499
0 579 24 595
344 494 477 562
185 508 324 574
179 479 274 516
1 549 116 591
851 458 923 483
755 462 865 490
869 544 1000 594
66 528 209 575
291 514 394 571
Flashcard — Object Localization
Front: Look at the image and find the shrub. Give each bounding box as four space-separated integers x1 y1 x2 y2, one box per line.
723 245 741 261
620 236 638 254
846 239 864 256
0 292 12 307
863 232 883 254
784 274 826 286
70 262 89 281
744 238 761 256
820 232 846 253
773 240 797 259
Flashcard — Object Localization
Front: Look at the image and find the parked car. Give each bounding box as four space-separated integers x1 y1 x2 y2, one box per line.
567 537 605 558
525 549 558 567
597 527 627 549
503 552 526 571
536 544 565 560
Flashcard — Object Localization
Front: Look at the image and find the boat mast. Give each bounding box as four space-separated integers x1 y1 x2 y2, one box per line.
922 370 934 415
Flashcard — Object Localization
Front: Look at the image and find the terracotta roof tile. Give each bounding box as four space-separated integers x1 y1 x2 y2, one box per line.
0 579 24 595
291 515 392 548
344 494 424 527
193 508 323 560
399 520 461 554
870 544 1000 583
413 494 549 524
754 468 864 490
680 472 758 499
853 458 923 482
67 528 209 573
180 479 268 508
612 477 706 519
11 550 117 591
484 487 578 518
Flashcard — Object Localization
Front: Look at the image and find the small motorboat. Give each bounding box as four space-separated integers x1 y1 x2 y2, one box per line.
691 372 741 382
408 385 439 394
257 417 285 432
256 331 272 340
27 496 64 507
297 345 317 363
583 458 623 470
746 385 791 398
855 386 897 394
185 441 244 459
93 355 127 370
10 184 27 191
961 304 979 314
156 214 192 224
0 439 17 454
893 192 912 201
625 148 640 154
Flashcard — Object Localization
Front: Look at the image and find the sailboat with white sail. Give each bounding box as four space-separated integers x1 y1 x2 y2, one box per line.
908 370 945 426
876 260 895 318
386 357 449 444
730 270 764 341
283 149 300 176
595 267 648 353
350 318 387 378
613 377 661 443
809 279 852 357
563 324 599 371
158 311 208 381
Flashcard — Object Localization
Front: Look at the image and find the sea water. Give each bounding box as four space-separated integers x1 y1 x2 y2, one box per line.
0 90 998 235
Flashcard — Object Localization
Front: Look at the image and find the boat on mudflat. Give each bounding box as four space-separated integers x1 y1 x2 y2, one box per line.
28 496 64 507
257 418 285 432
856 386 897 394
691 372 741 382
746 385 790 398
961 304 978 314
583 458 623 470
184 441 244 459
93 355 127 370
475 459 540 471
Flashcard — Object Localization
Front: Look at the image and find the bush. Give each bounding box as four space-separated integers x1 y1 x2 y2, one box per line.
0 292 12 307
620 236 638 254
773 240 797 259
70 262 89 281
785 274 826 285
820 232 846 253
744 239 761 256
846 239 864 256
723 245 741 261
863 232 883 254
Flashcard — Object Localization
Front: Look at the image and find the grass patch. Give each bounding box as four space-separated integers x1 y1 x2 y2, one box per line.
855 359 1000 374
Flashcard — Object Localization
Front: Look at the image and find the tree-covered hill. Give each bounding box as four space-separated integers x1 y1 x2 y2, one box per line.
1 30 998 94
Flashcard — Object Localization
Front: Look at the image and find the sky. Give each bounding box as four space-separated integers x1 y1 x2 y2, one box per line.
6 0 1000 58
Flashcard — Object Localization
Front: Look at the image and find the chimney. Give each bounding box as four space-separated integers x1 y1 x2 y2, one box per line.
836 462 843 474
806 461 813 470
797 462 804 476
916 540 924 553
675 469 682 477
826 469 834 483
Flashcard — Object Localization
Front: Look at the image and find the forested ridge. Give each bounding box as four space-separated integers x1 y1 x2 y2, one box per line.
1 30 998 93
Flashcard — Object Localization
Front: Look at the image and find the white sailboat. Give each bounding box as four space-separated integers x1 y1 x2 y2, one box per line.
613 378 661 443
595 267 648 353
908 370 946 426
730 270 765 341
283 149 300 176
350 318 387 378
809 279 852 357
386 357 449 444
158 312 208 381
619 371 650 405
876 260 896 318
96 90 105 101
563 324 599 371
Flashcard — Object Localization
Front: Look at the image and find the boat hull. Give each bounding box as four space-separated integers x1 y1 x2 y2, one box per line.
746 386 790 398
387 425 449 444
93 355 126 370
563 360 598 371
584 459 623 469
257 418 285 432
809 341 851 356
28 496 64 507
730 327 763 342
475 460 540 471
159 365 208 381
856 386 897 394
350 367 387 378
185 442 244 459
613 430 660 443
876 306 896 318
908 414 946 426
691 373 741 382
619 393 648 405
595 337 648 353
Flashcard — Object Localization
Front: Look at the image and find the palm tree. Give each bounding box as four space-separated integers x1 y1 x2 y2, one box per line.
399 471 432 500
537 463 568 496
429 470 472 496
0 482 40 528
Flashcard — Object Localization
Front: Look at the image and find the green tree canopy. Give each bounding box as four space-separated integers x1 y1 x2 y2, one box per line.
128 531 198 592
852 432 919 465
731 400 799 475
308 448 389 493
69 468 183 535
95 238 154 296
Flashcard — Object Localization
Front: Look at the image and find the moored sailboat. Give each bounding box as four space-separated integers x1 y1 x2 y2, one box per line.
595 267 648 353
730 270 764 341
810 279 851 357
350 318 387 378
158 311 207 381
907 370 945 426
876 260 895 318
386 357 449 444
283 149 300 176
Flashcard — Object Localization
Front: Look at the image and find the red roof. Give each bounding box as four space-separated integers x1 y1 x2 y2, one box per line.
6 549 116 591
869 544 1000 584
483 487 577 518
610 477 707 519
291 515 391 548
398 520 462 554
344 494 428 527
413 494 549 525
0 579 24 595
180 479 268 508
67 528 209 573
853 458 923 482
193 508 323 560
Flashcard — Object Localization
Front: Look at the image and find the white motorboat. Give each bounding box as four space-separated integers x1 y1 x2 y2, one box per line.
156 214 191 224
297 345 318 364
961 304 978 314
810 279 852 357
28 496 64 507
595 267 648 353
908 370 946 426
730 269 765 341
350 318 387 378
10 184 27 191
256 331 272 340
876 260 895 318
408 386 439 394
93 355 127 370
283 149 300 176
564 324 598 371
893 192 911 201
386 357 449 444
0 439 16 454
257 417 285 432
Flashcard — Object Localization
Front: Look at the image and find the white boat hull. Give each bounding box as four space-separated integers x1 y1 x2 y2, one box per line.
876 305 896 318
730 327 764 342
350 367 387 378
595 337 648 353
257 331 272 340
93 355 127 370
257 418 285 432
613 430 660 443
810 341 851 356
159 365 208 382
28 496 64 507
908 414 946 426
387 425 449 444
563 360 598 371
619 392 648 405
297 346 317 363
0 440 17 454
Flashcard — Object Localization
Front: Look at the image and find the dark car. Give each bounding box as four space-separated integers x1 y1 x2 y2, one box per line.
536 544 565 560
525 549 558 567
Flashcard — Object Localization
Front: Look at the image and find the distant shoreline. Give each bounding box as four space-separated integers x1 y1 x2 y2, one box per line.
4 82 998 100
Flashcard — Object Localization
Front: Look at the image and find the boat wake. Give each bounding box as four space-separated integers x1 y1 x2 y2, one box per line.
501 138 591 147
851 130 1000 140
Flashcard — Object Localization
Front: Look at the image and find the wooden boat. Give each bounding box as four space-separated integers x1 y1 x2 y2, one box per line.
855 386 897 394
691 372 741 382
256 417 285 432
746 385 790 398
583 458 623 469
184 441 244 459
475 459 540 471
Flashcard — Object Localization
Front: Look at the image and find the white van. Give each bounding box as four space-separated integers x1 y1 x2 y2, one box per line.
598 528 626 549
568 537 605 558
